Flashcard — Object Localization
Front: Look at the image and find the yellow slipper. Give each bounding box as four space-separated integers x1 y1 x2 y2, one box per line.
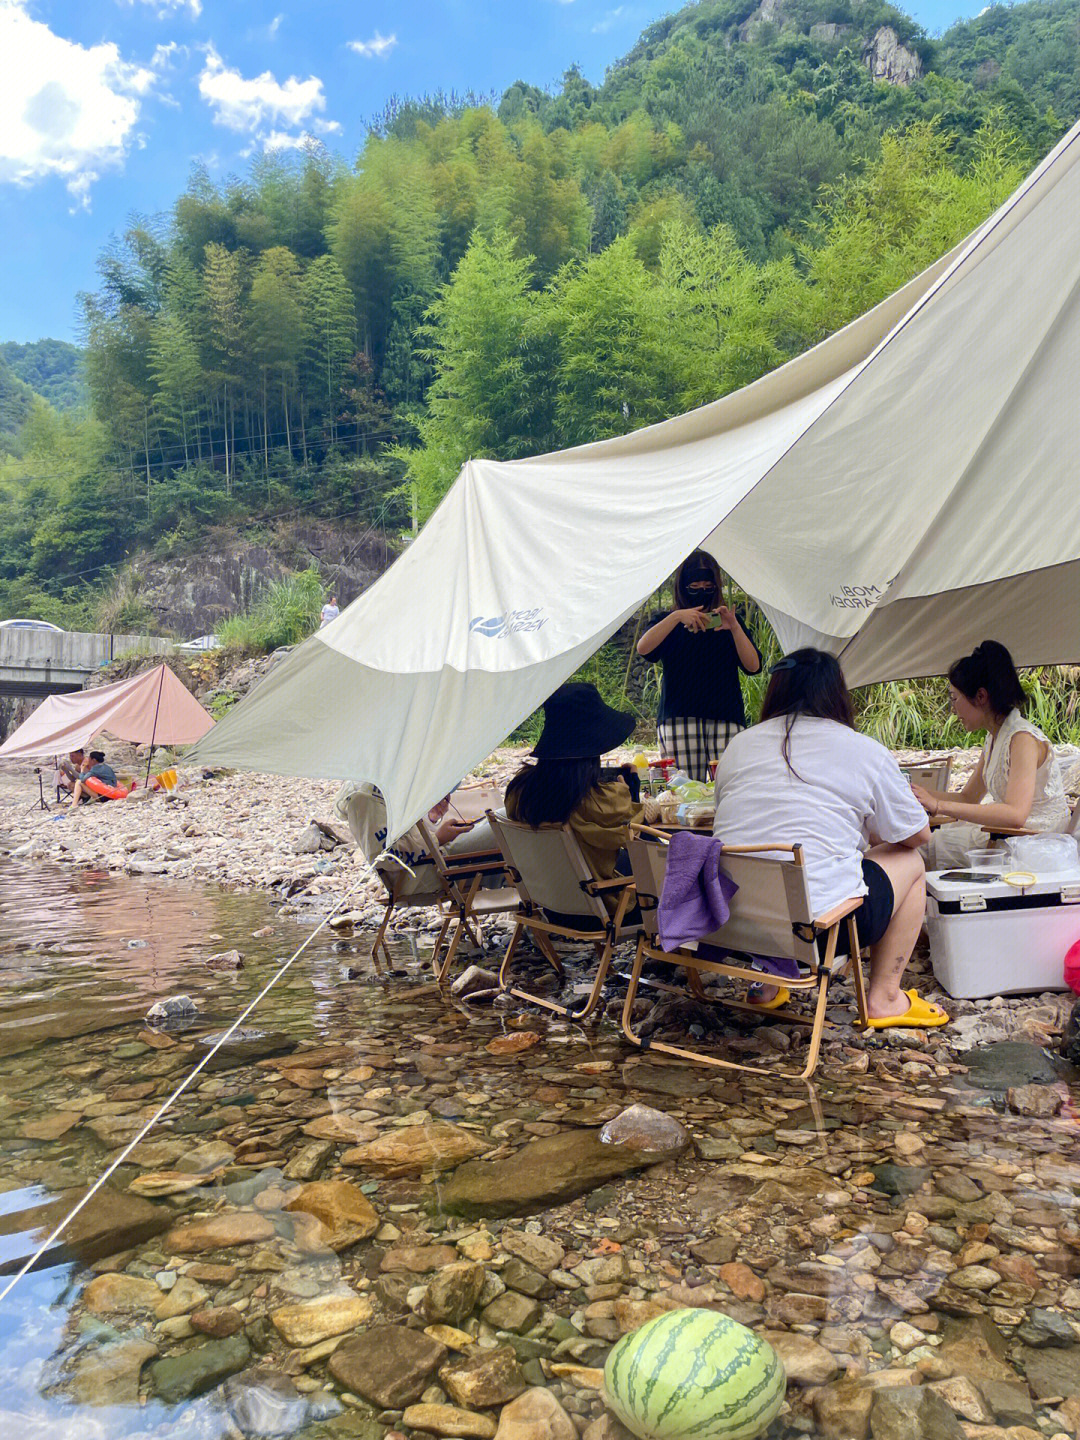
866 989 949 1029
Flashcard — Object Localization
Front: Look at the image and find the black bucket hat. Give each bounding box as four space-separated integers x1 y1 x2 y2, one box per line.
532 683 635 760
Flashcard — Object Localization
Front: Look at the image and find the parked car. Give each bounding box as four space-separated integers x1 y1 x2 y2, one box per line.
0 618 65 632
176 634 221 652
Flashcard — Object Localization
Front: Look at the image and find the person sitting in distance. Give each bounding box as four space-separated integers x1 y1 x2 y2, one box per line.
912 640 1069 870
56 748 85 795
71 750 118 806
712 649 946 1029
320 594 341 627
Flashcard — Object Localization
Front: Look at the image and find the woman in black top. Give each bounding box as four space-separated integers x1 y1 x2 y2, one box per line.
636 551 762 781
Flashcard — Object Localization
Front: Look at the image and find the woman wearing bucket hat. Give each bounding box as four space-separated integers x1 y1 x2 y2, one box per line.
637 550 762 781
505 683 642 895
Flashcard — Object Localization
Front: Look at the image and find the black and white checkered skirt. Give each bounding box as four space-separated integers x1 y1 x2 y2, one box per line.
657 717 742 782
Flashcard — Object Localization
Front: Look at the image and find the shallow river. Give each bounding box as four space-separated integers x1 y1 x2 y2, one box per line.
1 859 1078 1440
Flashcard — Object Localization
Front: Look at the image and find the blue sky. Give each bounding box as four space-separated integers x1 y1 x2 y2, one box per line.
1 0 989 344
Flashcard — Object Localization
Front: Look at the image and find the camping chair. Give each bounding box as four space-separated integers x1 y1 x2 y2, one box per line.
899 758 953 790
623 828 870 1080
488 811 640 1020
415 817 520 983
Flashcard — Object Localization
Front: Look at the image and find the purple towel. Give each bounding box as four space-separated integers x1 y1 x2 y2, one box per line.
657 831 801 980
657 832 738 952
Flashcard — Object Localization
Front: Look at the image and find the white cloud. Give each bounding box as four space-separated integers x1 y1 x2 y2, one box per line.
197 44 330 143
348 31 397 59
120 0 203 18
268 13 284 37
592 7 626 32
0 0 157 209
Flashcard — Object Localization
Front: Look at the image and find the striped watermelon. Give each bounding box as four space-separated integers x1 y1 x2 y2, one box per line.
603 1308 786 1440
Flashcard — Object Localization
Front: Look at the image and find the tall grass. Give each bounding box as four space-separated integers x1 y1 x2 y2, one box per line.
217 568 324 654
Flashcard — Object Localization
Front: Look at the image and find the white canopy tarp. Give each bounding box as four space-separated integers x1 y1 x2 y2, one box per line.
189 119 1080 842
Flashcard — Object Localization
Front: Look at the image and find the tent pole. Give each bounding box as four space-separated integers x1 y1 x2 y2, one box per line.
144 665 166 789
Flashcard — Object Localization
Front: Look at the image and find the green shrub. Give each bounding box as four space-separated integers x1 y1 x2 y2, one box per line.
217 567 324 654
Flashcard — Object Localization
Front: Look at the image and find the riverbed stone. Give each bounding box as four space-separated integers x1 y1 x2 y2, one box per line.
439 1127 684 1219
439 1345 527 1408
342 1123 488 1176
812 1379 874 1440
0 1186 169 1274
327 1325 448 1408
869 1385 964 1440
197 1029 297 1072
62 1338 159 1406
761 1331 839 1385
494 1388 577 1440
499 1230 564 1275
961 1041 1060 1090
423 1260 487 1324
164 1210 276 1252
284 1180 379 1251
148 1333 252 1403
381 1244 459 1274
1016 1343 1080 1399
271 1293 374 1346
402 1403 497 1439
482 1291 541 1333
82 1271 162 1315
938 1316 1018 1385
979 1381 1035 1426
1015 1307 1077 1348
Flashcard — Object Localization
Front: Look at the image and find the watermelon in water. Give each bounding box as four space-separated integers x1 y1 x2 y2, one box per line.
604 1308 786 1440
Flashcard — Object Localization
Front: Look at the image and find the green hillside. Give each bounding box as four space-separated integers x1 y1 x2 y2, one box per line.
0 339 86 414
1 0 1077 626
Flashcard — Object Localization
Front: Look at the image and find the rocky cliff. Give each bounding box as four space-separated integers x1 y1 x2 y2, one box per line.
129 519 396 639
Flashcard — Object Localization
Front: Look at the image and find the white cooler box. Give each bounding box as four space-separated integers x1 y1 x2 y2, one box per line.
926 867 1080 999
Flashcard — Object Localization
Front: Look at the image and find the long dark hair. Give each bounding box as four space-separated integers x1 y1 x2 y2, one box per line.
948 640 1027 719
760 648 856 775
505 757 602 827
673 550 724 610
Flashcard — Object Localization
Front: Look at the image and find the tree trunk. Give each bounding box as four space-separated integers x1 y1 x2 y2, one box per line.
282 375 291 458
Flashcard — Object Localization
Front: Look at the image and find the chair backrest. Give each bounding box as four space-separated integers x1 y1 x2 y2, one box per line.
487 813 609 924
899 758 952 790
450 783 503 823
627 833 818 966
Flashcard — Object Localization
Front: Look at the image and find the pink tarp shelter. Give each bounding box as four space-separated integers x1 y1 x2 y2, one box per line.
0 664 214 758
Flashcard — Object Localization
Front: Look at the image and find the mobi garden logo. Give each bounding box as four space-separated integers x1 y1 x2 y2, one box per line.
469 609 548 639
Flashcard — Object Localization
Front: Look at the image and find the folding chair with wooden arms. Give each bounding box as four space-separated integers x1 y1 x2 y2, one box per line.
416 818 520 983
488 811 640 1021
624 829 870 1080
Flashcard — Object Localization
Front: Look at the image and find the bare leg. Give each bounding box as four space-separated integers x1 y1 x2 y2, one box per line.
864 844 943 1021
71 780 86 806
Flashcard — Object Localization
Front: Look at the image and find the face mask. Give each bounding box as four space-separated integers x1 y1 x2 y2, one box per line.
686 580 717 608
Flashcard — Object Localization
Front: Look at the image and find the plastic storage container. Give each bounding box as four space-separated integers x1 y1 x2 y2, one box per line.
926 867 1080 999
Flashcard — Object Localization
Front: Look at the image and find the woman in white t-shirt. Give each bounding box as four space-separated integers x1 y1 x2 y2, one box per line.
713 649 945 1029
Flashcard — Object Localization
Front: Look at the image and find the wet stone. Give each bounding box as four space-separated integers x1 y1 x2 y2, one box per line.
979 1380 1035 1426
59 1338 159 1407
440 1344 527 1408
328 1324 448 1409
871 1164 932 1197
494 1388 577 1440
1017 1343 1080 1398
423 1260 487 1324
1015 1307 1077 1347
961 1041 1061 1090
439 1126 685 1219
164 1210 276 1253
148 1333 252 1403
0 1186 169 1274
482 1291 542 1333
196 1029 297 1071
869 1385 965 1440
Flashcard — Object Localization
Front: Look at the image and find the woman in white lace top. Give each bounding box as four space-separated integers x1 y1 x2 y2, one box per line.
912 640 1068 868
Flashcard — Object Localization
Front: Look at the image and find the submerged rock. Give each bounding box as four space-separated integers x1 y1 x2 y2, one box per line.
196 1028 297 1071
283 1180 379 1251
163 1210 276 1253
328 1324 448 1408
342 1122 488 1176
60 1338 158 1407
599 1103 688 1151
439 1125 687 1219
0 1186 168 1275
148 1333 252 1403
961 1040 1061 1090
